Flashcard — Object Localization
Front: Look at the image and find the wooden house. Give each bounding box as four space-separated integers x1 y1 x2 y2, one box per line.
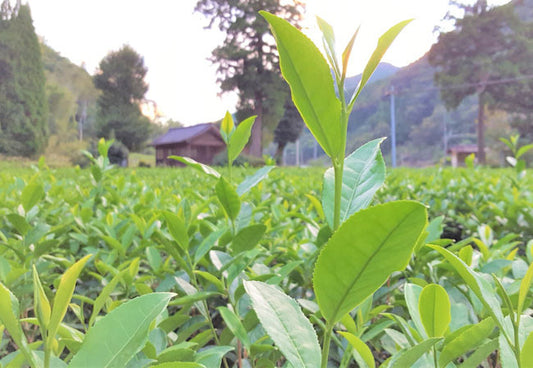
447 144 478 167
152 123 225 166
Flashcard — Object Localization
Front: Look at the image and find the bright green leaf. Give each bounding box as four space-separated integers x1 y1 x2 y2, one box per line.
389 337 442 368
458 339 498 368
21 183 44 212
88 271 123 328
244 280 321 368
322 138 386 228
228 116 256 164
69 293 174 368
351 20 413 106
48 254 92 345
215 177 241 222
518 260 533 317
439 318 494 368
516 144 533 159
339 331 375 368
220 111 234 143
32 265 51 335
260 11 342 159
419 284 450 338
163 211 189 251
217 306 251 351
168 156 220 178
314 201 427 323
404 283 427 340
341 26 360 80
195 346 233 368
521 330 533 367
231 224 266 254
236 166 275 196
316 16 340 79
0 282 36 367
427 244 508 339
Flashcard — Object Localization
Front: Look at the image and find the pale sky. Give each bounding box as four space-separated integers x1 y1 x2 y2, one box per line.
26 0 511 126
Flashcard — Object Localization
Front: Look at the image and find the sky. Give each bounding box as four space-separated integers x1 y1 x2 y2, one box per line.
26 0 512 126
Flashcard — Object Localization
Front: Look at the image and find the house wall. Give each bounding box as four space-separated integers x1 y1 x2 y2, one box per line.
155 130 225 166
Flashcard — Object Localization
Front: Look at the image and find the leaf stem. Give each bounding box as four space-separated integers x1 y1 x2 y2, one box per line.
333 161 344 231
321 323 334 368
514 313 522 368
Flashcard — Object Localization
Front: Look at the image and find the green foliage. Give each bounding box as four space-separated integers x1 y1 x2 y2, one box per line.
429 1 533 163
0 4 48 157
314 201 427 324
94 45 151 151
69 293 174 367
244 281 321 368
195 0 303 156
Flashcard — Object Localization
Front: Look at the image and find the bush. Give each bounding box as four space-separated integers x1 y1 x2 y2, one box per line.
108 141 129 167
212 149 265 167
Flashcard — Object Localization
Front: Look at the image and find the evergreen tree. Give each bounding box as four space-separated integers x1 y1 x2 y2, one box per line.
429 0 533 164
94 45 151 151
195 0 304 157
0 2 48 157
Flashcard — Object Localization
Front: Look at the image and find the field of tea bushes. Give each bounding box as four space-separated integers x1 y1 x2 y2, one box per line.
1 158 532 367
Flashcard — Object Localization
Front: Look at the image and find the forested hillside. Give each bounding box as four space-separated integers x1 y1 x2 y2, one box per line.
41 44 99 163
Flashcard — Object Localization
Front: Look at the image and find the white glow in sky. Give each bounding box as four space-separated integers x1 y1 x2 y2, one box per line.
26 0 511 126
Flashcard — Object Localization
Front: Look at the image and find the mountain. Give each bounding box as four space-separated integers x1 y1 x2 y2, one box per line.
344 62 400 92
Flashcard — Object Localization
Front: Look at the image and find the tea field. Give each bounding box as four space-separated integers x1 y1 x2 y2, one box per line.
1 154 533 367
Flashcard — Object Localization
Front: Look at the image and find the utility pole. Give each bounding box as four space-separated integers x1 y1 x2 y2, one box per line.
387 85 397 168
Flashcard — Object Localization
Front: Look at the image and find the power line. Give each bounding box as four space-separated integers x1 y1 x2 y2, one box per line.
391 73 533 95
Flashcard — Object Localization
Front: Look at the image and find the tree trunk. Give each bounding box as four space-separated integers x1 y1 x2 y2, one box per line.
249 97 263 157
477 93 486 165
274 142 286 165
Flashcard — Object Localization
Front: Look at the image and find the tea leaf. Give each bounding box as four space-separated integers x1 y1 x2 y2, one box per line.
341 26 360 81
404 283 427 340
195 346 233 367
228 115 256 164
458 339 498 368
338 332 375 368
163 211 189 251
48 254 92 344
244 281 321 368
520 331 533 367
389 337 442 368
69 293 174 367
518 259 533 317
32 265 51 334
316 16 340 79
351 20 412 106
439 318 494 368
217 306 251 351
216 177 241 222
232 224 266 254
314 201 427 324
418 284 450 338
236 166 275 196
0 282 37 367
427 244 509 339
21 182 44 212
260 11 342 159
220 111 234 143
322 138 386 228
168 156 221 178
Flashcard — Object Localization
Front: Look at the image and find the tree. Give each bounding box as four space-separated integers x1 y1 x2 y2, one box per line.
429 0 533 164
94 45 151 151
0 2 48 157
273 99 303 164
195 0 304 157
